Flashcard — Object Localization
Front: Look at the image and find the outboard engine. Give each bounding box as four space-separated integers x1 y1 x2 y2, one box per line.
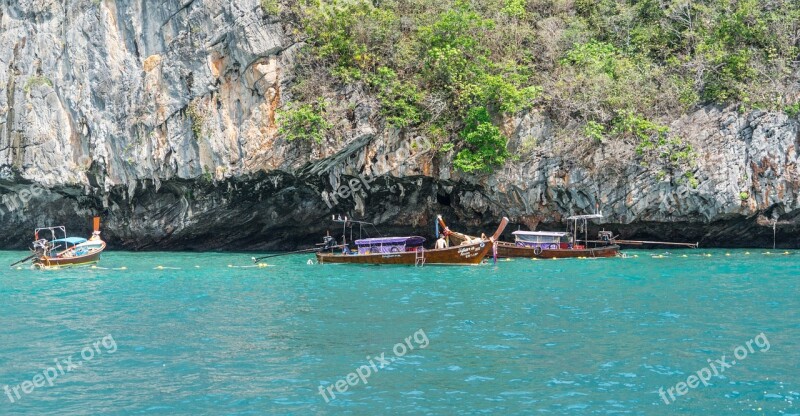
32 239 51 257
321 235 336 250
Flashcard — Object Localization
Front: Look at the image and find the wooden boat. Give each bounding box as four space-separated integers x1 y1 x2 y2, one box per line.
31 217 106 268
316 216 509 265
495 237 619 258
439 214 619 259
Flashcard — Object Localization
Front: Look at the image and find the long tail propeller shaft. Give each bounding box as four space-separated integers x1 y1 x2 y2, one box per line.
252 245 343 263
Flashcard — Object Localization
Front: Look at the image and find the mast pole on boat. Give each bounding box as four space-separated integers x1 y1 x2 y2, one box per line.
584 218 588 247
572 217 577 248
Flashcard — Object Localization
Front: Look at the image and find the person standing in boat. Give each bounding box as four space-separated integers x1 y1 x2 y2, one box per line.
435 234 448 249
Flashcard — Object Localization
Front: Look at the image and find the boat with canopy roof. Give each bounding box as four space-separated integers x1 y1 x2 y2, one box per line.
316 215 508 265
439 214 619 259
26 217 106 268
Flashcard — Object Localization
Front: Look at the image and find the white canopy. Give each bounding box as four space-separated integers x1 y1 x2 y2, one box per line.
512 231 569 237
565 213 604 220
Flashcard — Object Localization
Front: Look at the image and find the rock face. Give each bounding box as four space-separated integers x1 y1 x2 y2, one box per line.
1 0 798 250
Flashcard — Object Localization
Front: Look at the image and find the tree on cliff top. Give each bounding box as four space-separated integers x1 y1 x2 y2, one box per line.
278 0 799 172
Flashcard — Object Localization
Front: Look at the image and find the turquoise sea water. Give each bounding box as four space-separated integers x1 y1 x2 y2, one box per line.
0 250 798 415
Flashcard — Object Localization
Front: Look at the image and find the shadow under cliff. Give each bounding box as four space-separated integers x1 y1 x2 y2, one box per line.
1 171 798 251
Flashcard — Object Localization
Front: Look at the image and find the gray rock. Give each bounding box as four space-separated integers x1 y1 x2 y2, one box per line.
0 1 798 249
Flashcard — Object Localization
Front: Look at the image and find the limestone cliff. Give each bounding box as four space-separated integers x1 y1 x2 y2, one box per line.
1 0 798 250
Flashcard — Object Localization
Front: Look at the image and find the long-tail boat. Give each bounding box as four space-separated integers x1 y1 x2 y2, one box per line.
28 217 106 268
316 216 509 265
439 214 619 259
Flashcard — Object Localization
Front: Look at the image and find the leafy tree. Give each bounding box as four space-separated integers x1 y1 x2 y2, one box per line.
277 99 332 143
453 107 510 172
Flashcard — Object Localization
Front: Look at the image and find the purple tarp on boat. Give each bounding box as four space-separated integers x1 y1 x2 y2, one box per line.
354 236 426 254
355 236 426 246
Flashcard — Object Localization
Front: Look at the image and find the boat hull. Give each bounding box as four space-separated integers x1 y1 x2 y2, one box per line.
34 243 106 268
497 242 619 259
317 241 492 265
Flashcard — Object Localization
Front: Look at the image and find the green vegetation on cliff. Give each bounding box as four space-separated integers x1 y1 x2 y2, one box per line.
280 0 800 173
277 99 333 143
